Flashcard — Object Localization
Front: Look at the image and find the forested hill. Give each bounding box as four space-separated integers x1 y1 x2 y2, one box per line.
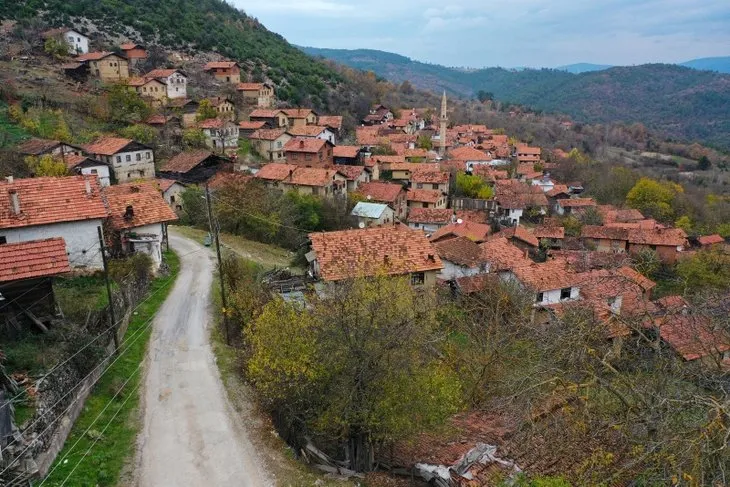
301 47 730 151
2 0 345 108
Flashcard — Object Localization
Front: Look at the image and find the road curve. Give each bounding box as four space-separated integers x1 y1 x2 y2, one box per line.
135 230 270 487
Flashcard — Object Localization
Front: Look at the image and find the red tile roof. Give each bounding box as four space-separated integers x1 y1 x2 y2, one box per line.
255 163 298 181
532 225 565 240
249 108 283 118
249 128 288 141
407 208 453 225
616 266 656 292
0 176 107 229
155 178 183 193
654 314 730 361
581 225 630 241
698 234 725 246
407 189 443 204
318 115 343 130
84 137 137 155
510 258 580 292
287 125 329 137
0 238 71 282
628 227 687 247
63 154 101 170
160 150 214 173
282 108 315 119
448 146 491 161
412 170 449 184
145 68 185 79
16 138 63 155
284 137 328 153
203 61 239 70
479 237 530 271
493 225 539 247
103 181 178 230
373 155 407 164
208 172 253 191
431 221 491 243
197 118 229 129
557 198 596 208
433 236 487 268
333 164 365 180
238 121 267 130
455 209 489 225
76 51 117 62
289 168 339 187
333 146 361 158
120 42 142 50
356 182 405 204
546 184 570 197
237 82 266 91
309 224 443 281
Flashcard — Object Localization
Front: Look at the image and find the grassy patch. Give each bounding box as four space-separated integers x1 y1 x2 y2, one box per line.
0 101 30 148
38 250 180 487
171 225 298 271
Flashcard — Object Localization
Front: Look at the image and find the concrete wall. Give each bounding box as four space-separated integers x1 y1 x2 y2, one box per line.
537 286 580 305
438 260 483 281
64 30 89 54
0 219 104 269
90 56 129 82
166 73 187 99
408 222 445 234
99 149 155 184
78 165 111 187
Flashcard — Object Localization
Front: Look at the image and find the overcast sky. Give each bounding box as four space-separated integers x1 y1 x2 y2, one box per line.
230 0 729 68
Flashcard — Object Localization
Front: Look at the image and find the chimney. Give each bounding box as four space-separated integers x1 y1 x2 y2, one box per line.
384 254 390 265
288 169 294 180
124 205 134 221
85 179 92 195
9 190 20 215
5 176 13 184
299 140 305 148
427 253 435 262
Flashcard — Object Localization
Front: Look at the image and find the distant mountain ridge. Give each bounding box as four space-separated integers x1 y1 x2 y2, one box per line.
300 47 730 150
558 57 730 74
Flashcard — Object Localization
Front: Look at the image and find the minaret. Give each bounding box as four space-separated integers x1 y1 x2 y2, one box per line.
439 90 448 157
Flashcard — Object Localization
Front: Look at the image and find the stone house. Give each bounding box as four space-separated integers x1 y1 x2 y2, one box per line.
334 165 371 192
16 138 84 159
248 128 292 161
197 119 239 152
159 150 232 184
350 202 394 227
128 77 168 103
0 176 108 269
205 96 236 121
144 69 187 99
356 181 408 221
287 124 336 145
156 178 186 212
433 236 489 281
76 52 129 83
249 109 288 128
203 61 241 84
505 258 582 307
64 154 111 187
237 82 275 107
255 163 347 199
282 108 318 128
84 137 155 184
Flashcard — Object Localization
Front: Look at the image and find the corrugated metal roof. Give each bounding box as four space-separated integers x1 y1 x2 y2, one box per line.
351 202 388 219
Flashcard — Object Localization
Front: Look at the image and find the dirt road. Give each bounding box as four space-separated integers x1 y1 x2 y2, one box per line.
134 231 271 487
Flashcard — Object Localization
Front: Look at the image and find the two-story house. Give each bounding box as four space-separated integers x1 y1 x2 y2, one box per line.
406 189 447 210
144 69 187 99
282 108 318 128
159 150 232 184
334 165 371 192
76 52 129 83
249 109 288 128
505 258 581 307
204 96 236 121
407 208 454 234
287 125 336 145
433 236 489 281
128 76 168 103
0 176 108 269
237 82 275 108
248 128 292 161
197 118 240 152
411 170 450 193
203 61 241 84
120 43 148 63
84 137 155 183
284 137 334 168
43 28 89 54
255 163 346 199
356 181 408 221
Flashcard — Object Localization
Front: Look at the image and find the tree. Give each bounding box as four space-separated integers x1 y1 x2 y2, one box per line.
399 80 414 94
107 84 150 124
579 206 603 226
626 177 683 222
674 215 693 233
371 144 396 156
24 154 68 177
178 186 208 227
182 128 208 149
676 249 730 292
195 99 218 121
245 275 462 472
417 134 433 151
456 173 494 199
119 124 157 144
476 90 494 103
698 155 711 170
43 36 69 58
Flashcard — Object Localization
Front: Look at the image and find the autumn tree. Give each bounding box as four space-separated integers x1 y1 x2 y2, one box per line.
455 173 494 199
107 84 150 124
195 99 218 121
417 134 433 151
119 124 156 144
182 128 207 149
676 249 730 292
626 177 683 222
245 275 462 471
24 154 68 177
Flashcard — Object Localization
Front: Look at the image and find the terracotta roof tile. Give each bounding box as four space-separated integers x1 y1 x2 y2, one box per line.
510 258 581 292
84 137 137 155
333 164 365 180
581 225 630 241
455 209 489 225
120 42 142 50
237 82 266 91
653 295 689 314
318 115 343 130
155 178 183 193
411 170 449 184
479 237 530 271
103 181 178 230
76 51 117 62
448 146 491 161
255 163 298 181
282 108 315 119
654 314 730 361
203 61 239 70
197 118 229 129
407 189 443 204
333 146 361 158
0 176 107 229
239 121 268 130
287 125 329 138
208 172 253 190
284 137 328 153
204 96 233 107
455 274 493 294
431 221 491 243
160 150 214 173
356 182 405 204
546 184 570 197
289 167 339 187
373 155 407 164
493 225 539 247
249 108 283 118
407 208 453 225
249 128 288 141
532 225 565 240
698 234 725 246
557 197 596 208
434 236 488 267
616 266 656 292
0 238 71 282
144 68 185 79
16 138 62 155
628 227 687 247
63 154 102 170
309 224 443 281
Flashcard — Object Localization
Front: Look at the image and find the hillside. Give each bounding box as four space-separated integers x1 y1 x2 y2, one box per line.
2 0 346 109
680 56 730 74
301 47 730 150
557 63 613 74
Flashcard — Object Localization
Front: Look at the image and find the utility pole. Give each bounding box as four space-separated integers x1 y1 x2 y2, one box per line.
98 226 119 353
205 184 230 345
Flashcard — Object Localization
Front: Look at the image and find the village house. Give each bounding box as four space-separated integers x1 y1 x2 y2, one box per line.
554 197 597 216
282 108 318 128
167 98 199 127
433 236 489 281
532 224 565 249
120 42 148 63
333 146 362 165
479 236 532 276
156 178 186 212
362 105 393 126
84 137 155 183
103 181 178 269
43 28 89 54
581 226 629 252
492 225 540 252
237 82 275 107
0 238 71 330
248 108 288 128
128 76 168 103
430 220 491 244
356 181 408 221
76 51 129 82
144 69 187 99
64 154 111 187
238 120 268 137
407 189 447 210
197 118 240 152
335 164 371 192
407 208 454 234
159 150 232 184
531 174 555 193
307 224 443 287
505 258 581 307
255 163 346 198
627 227 688 264
248 128 291 161
495 191 549 226
203 61 241 84
287 124 336 145
0 176 107 269
351 202 395 227
16 138 83 159
284 137 334 168
318 115 343 139
697 234 725 249
204 96 236 121
449 146 494 170
515 144 541 164
412 170 450 193
648 312 730 362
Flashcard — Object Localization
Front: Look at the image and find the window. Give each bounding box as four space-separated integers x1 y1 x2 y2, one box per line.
146 152 151 159
116 155 122 163
0 236 6 245
170 195 176 203
432 184 439 190
90 169 98 175
125 155 131 162
560 288 572 300
410 272 425 286
136 153 141 161
417 183 423 189
276 141 282 148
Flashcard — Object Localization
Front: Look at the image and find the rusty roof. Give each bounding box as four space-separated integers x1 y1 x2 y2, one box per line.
103 181 178 230
160 150 214 173
309 224 443 281
0 238 71 282
0 176 107 229
76 51 118 62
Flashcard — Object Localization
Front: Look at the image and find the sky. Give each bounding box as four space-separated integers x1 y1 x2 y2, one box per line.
230 0 730 68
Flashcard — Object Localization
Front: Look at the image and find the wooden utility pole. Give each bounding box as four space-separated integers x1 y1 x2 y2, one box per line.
205 184 230 345
98 226 119 353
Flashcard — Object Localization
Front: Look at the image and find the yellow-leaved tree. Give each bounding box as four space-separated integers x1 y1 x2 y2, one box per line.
24 154 69 177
